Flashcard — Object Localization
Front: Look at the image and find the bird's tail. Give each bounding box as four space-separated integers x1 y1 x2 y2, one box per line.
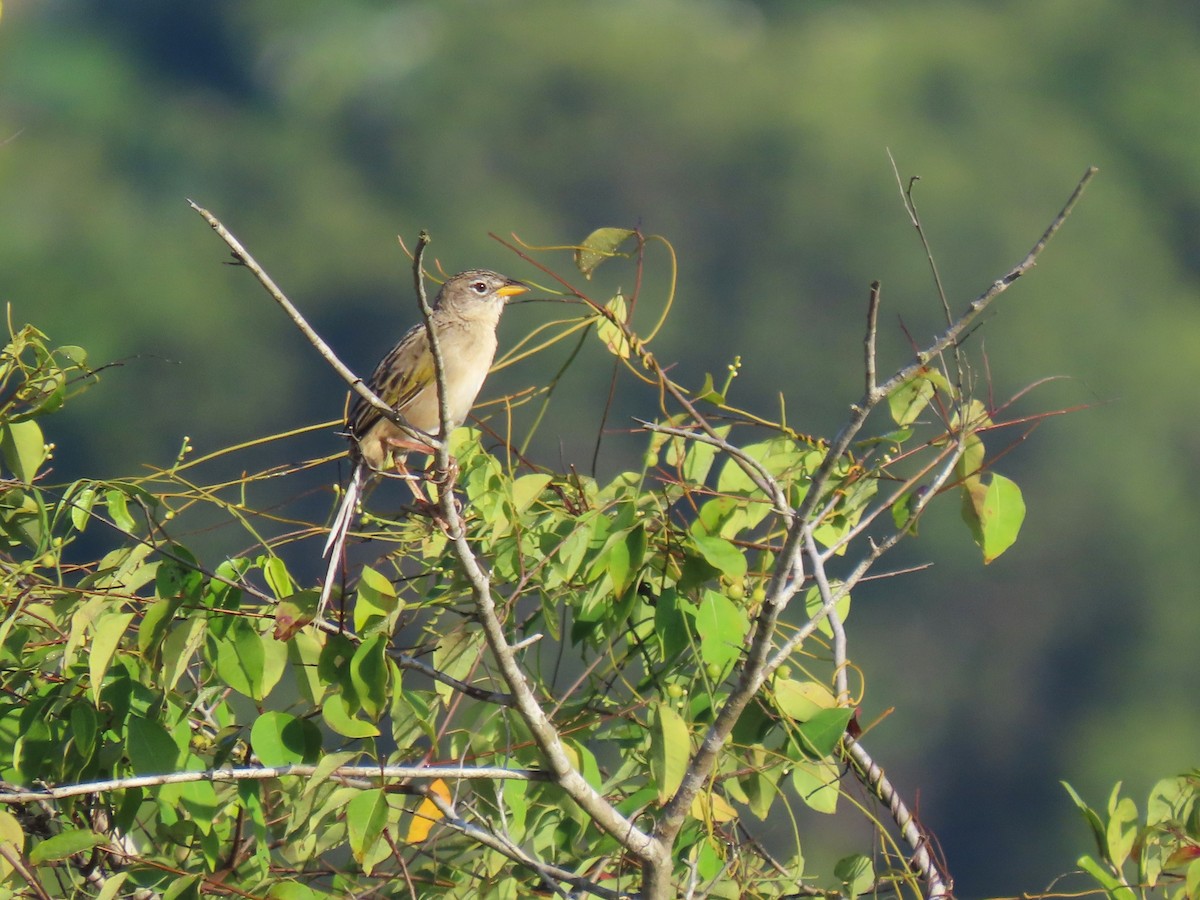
318 462 365 622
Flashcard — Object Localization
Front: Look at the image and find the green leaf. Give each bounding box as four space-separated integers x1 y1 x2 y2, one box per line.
251 711 323 766
694 589 749 676
961 472 1026 563
1077 854 1137 900
694 372 725 405
29 828 105 864
834 853 875 899
575 227 636 278
793 707 852 759
690 534 747 580
347 789 390 871
1106 792 1138 870
596 292 632 358
302 750 361 799
93 872 130 900
322 693 380 739
771 678 837 723
887 371 937 427
163 875 201 900
791 759 841 814
69 484 97 532
266 882 318 900
653 588 690 661
510 473 552 516
126 716 179 775
90 612 134 706
650 702 690 803
262 555 293 600
215 618 265 700
1064 782 1109 860
353 565 399 632
350 633 390 721
161 616 206 693
104 488 137 533
0 419 45 484
604 524 646 596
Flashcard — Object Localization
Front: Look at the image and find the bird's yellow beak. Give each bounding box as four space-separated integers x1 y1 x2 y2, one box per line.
496 283 529 300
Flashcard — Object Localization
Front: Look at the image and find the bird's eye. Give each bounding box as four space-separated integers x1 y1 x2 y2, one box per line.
471 280 488 294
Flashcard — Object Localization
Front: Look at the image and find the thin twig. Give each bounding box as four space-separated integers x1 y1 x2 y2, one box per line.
0 765 550 805
865 281 881 395
188 201 433 449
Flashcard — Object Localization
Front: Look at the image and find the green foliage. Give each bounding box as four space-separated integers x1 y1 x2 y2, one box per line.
0 229 1068 897
1065 776 1200 900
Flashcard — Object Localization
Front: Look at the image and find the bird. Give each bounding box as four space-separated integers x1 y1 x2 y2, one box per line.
317 269 528 621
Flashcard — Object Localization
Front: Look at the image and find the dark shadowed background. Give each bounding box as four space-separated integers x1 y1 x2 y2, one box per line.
2 1 1197 894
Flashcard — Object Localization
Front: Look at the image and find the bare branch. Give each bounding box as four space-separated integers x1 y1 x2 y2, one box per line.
188 201 433 449
0 765 551 805
865 280 881 395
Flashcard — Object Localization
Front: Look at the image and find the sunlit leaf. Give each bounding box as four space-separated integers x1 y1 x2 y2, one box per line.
596 292 632 358
887 371 937 427
251 711 322 766
104 487 137 533
791 759 841 814
575 227 636 277
263 555 293 600
834 853 875 899
350 633 390 721
353 565 399 632
793 707 852 759
690 534 747 580
29 827 105 864
694 589 748 675
322 693 380 739
772 678 837 722
650 702 690 803
961 472 1025 563
690 789 738 824
347 789 390 871
90 611 134 706
0 419 45 484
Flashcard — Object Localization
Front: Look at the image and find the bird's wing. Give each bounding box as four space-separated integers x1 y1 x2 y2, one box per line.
349 327 434 440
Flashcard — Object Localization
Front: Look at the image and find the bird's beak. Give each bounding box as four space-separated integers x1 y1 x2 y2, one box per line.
496 283 529 301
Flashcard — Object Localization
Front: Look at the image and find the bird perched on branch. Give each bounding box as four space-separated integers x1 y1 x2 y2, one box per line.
318 269 528 620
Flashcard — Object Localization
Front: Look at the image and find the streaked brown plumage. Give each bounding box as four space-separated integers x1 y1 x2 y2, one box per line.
318 270 527 619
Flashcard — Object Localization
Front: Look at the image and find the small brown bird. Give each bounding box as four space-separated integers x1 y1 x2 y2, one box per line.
318 270 528 619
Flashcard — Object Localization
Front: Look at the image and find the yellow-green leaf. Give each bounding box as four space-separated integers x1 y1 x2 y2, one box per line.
90 612 134 706
887 372 936 427
772 678 837 722
29 828 105 864
961 472 1026 563
347 789 390 873
650 702 690 803
354 565 398 632
575 227 636 278
596 292 632 358
322 693 380 739
0 419 46 484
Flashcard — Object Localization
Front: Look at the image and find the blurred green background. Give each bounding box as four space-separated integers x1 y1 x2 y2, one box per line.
3 0 1198 894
